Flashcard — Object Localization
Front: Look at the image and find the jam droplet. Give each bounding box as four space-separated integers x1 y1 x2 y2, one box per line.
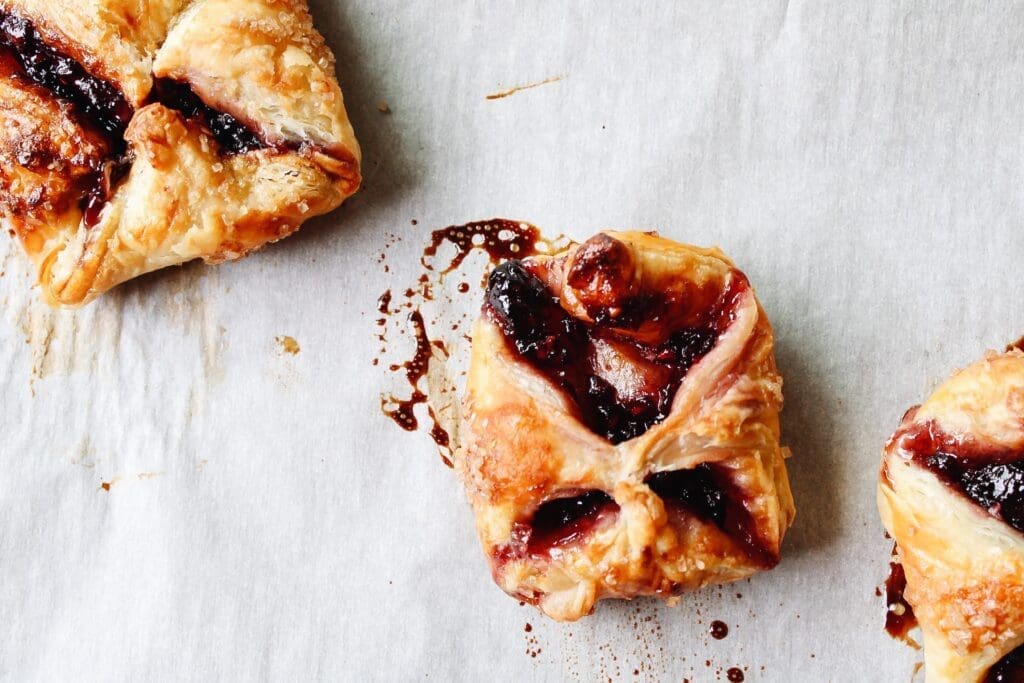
726 668 745 682
709 620 729 640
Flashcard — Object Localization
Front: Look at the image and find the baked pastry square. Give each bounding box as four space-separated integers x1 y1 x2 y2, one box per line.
456 231 795 621
0 0 360 306
879 350 1024 682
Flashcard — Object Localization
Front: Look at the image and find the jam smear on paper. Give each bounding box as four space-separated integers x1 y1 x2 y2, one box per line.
884 553 917 641
379 220 560 466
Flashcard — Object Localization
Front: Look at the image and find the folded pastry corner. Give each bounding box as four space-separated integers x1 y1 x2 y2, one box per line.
879 349 1024 682
456 231 795 621
0 0 360 306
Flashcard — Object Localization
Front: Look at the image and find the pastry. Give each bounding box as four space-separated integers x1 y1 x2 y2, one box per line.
455 231 795 621
0 0 360 306
879 349 1024 682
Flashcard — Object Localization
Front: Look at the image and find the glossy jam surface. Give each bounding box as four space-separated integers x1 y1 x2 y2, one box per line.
524 490 618 556
484 251 742 444
646 465 774 566
0 11 131 142
986 645 1024 683
151 77 263 155
900 423 1024 533
884 552 917 640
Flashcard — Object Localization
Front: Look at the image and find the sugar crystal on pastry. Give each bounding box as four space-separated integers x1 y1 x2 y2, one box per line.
456 231 795 621
879 350 1024 682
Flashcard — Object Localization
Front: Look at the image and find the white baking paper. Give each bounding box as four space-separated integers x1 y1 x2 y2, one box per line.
5 1 1024 680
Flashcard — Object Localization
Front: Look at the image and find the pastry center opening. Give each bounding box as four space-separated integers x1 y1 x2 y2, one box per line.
484 238 744 444
645 465 775 567
0 11 131 143
150 78 265 155
986 645 1024 683
899 423 1024 533
522 490 618 557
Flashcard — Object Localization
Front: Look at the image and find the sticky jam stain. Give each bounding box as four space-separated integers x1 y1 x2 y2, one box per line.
883 548 917 642
420 219 550 275
379 220 559 465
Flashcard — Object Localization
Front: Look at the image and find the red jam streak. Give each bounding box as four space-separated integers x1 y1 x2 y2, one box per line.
986 646 1024 682
646 465 776 567
898 422 1024 533
0 11 131 142
150 78 264 155
494 490 620 563
884 553 917 641
484 249 744 444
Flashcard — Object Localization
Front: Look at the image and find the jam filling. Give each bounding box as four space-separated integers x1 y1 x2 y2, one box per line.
0 11 131 144
484 255 743 444
986 646 1024 683
646 465 775 566
522 490 619 557
899 423 1024 533
150 78 264 155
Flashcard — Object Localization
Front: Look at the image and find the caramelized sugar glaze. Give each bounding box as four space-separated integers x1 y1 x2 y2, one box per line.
485 233 774 566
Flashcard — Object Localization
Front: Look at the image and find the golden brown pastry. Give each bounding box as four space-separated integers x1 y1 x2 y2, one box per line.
456 231 795 621
879 350 1024 682
0 0 360 306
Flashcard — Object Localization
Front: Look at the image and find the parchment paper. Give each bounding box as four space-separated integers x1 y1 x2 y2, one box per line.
5 1 1024 680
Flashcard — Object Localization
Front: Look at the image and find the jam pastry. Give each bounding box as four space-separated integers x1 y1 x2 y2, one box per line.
879 350 1024 682
456 231 795 621
0 0 360 306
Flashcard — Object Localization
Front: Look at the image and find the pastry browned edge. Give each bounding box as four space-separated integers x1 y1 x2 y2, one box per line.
879 350 1024 682
455 231 795 621
0 0 360 306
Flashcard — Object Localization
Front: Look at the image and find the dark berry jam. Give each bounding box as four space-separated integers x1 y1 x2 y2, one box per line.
0 11 131 145
986 645 1024 682
646 465 775 566
150 77 264 155
898 422 1024 533
524 490 618 556
884 550 917 641
484 237 743 444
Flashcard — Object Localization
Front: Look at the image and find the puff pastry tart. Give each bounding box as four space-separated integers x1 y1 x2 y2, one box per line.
879 350 1024 682
456 231 795 621
0 0 360 306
